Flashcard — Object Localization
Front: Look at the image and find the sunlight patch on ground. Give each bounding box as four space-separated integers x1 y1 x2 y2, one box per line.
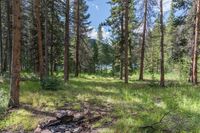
1 74 200 132
0 109 42 131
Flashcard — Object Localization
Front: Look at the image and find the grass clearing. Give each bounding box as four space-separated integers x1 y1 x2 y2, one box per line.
0 74 200 132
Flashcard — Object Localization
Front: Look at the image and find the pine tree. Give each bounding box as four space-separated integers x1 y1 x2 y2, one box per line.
74 0 80 77
91 39 99 73
34 0 44 80
138 0 157 80
146 18 160 78
160 0 165 87
7 0 12 74
64 0 70 82
44 0 49 77
0 0 2 74
124 0 129 83
73 0 91 75
139 0 148 81
192 0 200 84
9 0 22 108
165 1 177 72
107 0 136 81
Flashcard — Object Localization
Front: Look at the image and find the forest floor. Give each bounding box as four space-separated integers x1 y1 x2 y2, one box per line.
0 73 200 132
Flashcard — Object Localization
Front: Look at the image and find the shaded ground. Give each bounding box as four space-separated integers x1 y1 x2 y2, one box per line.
0 74 200 132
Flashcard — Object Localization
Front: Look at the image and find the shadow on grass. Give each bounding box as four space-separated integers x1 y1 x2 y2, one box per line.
1 76 200 132
20 104 55 117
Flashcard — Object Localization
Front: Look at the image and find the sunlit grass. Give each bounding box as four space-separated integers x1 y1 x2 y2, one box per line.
0 109 43 131
0 73 200 132
0 80 9 118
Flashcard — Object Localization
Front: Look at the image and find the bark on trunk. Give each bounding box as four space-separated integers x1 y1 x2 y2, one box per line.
139 0 148 81
160 0 165 87
129 39 133 72
75 0 80 77
34 0 44 81
50 1 54 76
0 0 2 74
124 0 129 84
7 0 12 74
44 0 49 77
8 0 22 108
189 19 196 82
120 13 124 80
192 0 200 85
64 0 70 82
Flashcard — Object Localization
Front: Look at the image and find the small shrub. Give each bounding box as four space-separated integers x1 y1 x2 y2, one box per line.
41 77 62 90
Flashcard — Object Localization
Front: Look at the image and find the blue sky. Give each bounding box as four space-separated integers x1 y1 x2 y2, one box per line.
87 0 172 39
87 0 111 28
86 0 111 39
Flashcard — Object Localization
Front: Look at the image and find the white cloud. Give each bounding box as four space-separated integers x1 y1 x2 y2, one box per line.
102 27 111 39
163 0 172 12
88 27 111 40
155 0 172 12
89 28 98 39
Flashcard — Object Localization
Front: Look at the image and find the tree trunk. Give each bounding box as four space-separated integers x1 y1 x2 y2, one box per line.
50 40 53 76
192 0 200 85
189 21 196 82
50 0 54 76
139 0 148 81
124 0 129 84
8 0 22 108
0 0 2 74
44 0 49 77
7 0 12 75
64 0 70 82
160 0 165 87
3 50 8 72
129 38 133 72
120 13 124 80
75 0 80 77
30 0 37 73
34 0 44 81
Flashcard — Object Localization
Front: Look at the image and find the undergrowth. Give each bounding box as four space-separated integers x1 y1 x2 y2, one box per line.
0 73 200 132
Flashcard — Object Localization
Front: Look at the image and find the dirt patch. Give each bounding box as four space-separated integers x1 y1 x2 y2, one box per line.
34 103 113 133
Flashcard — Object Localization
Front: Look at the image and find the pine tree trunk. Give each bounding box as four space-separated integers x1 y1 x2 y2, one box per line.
30 0 37 73
0 0 2 74
64 0 70 82
3 50 7 72
7 0 12 75
189 24 195 82
124 0 129 84
192 0 200 85
129 39 133 72
8 0 22 108
50 41 53 76
120 13 124 80
50 1 54 76
34 0 44 81
44 0 49 77
139 0 148 81
75 0 80 77
160 0 165 87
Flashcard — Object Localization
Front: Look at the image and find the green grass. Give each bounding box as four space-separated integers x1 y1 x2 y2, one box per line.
0 73 200 132
0 78 9 118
